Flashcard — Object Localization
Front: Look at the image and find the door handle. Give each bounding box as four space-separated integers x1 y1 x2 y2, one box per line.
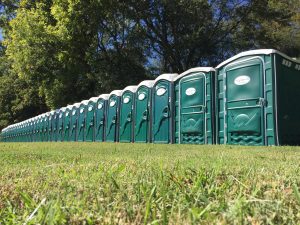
256 98 267 107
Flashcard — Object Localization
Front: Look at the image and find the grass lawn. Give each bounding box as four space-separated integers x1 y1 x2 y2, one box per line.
0 143 300 224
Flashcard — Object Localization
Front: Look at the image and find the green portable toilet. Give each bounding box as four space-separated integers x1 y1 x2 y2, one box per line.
11 124 16 142
29 118 34 142
22 121 27 142
18 123 22 142
6 126 11 142
38 115 44 142
31 117 37 142
32 117 38 142
106 90 122 142
5 126 10 142
7 126 11 142
43 113 50 142
16 123 21 142
95 94 109 142
216 49 300 146
14 124 18 142
134 80 155 143
4 127 8 142
12 125 16 142
152 73 178 144
119 86 138 143
57 107 66 142
77 100 89 142
32 117 37 142
48 111 54 141
17 123 21 142
13 124 17 142
70 103 81 141
85 97 98 142
63 105 72 142
37 116 43 142
174 67 215 144
53 110 60 142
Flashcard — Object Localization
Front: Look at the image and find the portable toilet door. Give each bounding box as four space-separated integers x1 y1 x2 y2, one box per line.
22 122 27 142
14 124 19 142
106 90 122 142
6 126 11 142
70 103 80 142
95 94 109 142
85 97 98 142
152 73 178 144
38 115 44 142
38 116 44 142
174 67 215 145
52 110 60 142
216 49 300 146
43 113 50 142
77 100 89 142
23 121 28 142
6 127 9 142
31 118 37 142
16 124 20 142
14 124 18 142
30 119 35 142
16 123 20 142
63 106 72 142
48 111 53 141
134 80 155 143
34 117 40 142
6 126 10 142
57 108 66 142
119 86 138 143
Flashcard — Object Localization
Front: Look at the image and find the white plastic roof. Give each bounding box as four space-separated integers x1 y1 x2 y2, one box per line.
80 100 89 105
175 67 215 81
98 94 109 100
216 49 300 69
137 80 155 89
154 73 178 83
122 85 138 94
60 107 67 112
73 103 81 108
109 90 122 97
89 97 99 103
66 105 73 110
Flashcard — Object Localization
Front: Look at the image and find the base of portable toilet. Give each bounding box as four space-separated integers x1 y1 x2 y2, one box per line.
174 67 215 145
216 49 300 146
152 73 178 144
134 80 155 143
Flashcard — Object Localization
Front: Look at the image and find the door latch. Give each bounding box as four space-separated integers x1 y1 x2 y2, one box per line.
257 98 267 107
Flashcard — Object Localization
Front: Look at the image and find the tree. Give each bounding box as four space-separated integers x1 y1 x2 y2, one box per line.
5 0 149 109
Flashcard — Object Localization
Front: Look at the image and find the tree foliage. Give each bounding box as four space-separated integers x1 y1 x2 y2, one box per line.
0 0 299 129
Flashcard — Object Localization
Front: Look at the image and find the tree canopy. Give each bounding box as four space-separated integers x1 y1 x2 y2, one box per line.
0 0 299 129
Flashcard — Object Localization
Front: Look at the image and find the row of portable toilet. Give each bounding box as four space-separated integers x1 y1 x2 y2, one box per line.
1 49 300 146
